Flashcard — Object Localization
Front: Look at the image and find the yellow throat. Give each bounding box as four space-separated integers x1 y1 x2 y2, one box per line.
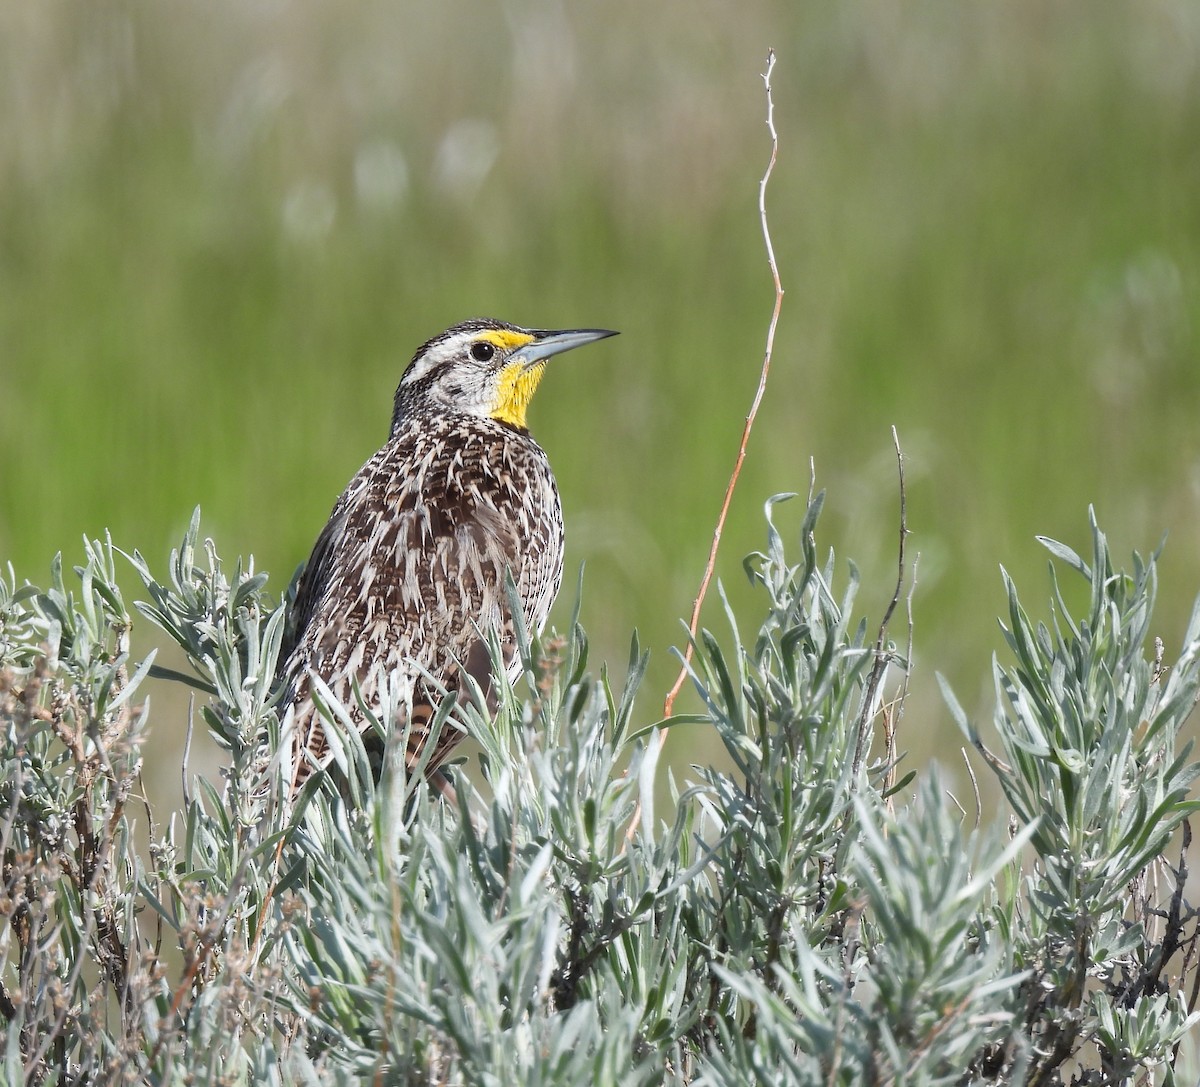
491 360 546 430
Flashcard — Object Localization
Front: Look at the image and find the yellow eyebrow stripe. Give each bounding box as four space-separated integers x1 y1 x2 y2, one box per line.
477 329 536 352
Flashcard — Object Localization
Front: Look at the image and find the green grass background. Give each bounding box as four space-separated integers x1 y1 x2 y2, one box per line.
2 0 1198 801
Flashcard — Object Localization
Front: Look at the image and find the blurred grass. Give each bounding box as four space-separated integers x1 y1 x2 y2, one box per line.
2 0 1198 801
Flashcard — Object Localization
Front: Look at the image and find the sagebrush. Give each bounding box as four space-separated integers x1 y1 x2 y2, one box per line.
2 495 1199 1085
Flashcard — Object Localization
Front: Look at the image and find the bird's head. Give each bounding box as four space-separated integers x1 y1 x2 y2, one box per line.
392 318 617 433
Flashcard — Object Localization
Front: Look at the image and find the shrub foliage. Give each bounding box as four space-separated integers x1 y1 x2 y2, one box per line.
2 495 1199 1084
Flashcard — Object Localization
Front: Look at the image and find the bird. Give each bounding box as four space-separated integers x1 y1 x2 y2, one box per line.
275 317 617 792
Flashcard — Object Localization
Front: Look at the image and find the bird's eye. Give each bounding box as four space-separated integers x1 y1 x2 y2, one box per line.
470 341 495 362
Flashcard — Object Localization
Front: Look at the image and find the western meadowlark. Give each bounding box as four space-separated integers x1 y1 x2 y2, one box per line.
276 317 617 790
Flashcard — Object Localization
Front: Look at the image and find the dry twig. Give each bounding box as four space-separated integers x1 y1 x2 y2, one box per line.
852 426 909 783
621 51 782 847
661 48 784 726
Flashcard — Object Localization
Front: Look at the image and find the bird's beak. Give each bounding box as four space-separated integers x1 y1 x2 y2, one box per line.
515 327 619 367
